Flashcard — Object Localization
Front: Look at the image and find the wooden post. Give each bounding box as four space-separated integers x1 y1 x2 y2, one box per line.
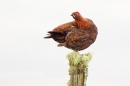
67 51 92 86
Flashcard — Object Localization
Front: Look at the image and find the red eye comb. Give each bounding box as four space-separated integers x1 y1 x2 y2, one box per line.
73 11 79 14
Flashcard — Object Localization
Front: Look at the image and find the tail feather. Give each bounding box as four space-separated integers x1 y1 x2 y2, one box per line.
47 31 64 35
44 31 67 43
44 36 52 38
44 31 64 38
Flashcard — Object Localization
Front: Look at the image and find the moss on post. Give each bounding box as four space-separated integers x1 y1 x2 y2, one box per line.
67 51 92 86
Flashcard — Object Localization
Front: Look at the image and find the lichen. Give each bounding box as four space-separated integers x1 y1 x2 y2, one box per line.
67 51 92 72
67 51 93 86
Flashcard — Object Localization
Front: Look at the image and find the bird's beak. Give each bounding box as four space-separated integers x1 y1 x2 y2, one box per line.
71 14 75 18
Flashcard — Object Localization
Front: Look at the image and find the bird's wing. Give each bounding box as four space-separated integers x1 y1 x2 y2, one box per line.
44 21 74 43
66 29 90 44
52 21 74 33
65 23 97 51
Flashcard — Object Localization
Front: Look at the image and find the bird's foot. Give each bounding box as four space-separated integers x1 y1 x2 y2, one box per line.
57 43 66 47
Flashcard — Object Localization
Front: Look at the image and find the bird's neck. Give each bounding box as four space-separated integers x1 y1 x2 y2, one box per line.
73 17 87 29
75 15 85 21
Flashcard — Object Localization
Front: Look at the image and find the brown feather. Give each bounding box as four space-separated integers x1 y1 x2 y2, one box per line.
64 22 98 51
44 11 98 51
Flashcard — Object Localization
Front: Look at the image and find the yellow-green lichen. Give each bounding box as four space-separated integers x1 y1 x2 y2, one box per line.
66 51 92 73
67 51 92 67
67 51 93 86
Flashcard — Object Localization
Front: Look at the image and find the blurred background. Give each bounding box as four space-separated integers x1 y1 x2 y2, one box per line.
0 0 130 86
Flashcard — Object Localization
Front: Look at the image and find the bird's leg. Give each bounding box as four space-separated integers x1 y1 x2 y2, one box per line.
57 42 66 47
73 50 79 53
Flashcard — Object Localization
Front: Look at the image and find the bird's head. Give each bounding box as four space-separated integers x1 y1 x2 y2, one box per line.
71 11 82 20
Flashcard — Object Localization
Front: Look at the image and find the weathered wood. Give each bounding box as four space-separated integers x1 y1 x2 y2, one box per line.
67 51 92 86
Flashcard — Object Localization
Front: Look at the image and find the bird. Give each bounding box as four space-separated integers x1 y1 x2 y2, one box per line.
44 11 98 51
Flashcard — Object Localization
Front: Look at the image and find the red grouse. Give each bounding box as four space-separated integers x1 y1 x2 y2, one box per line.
44 11 98 51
